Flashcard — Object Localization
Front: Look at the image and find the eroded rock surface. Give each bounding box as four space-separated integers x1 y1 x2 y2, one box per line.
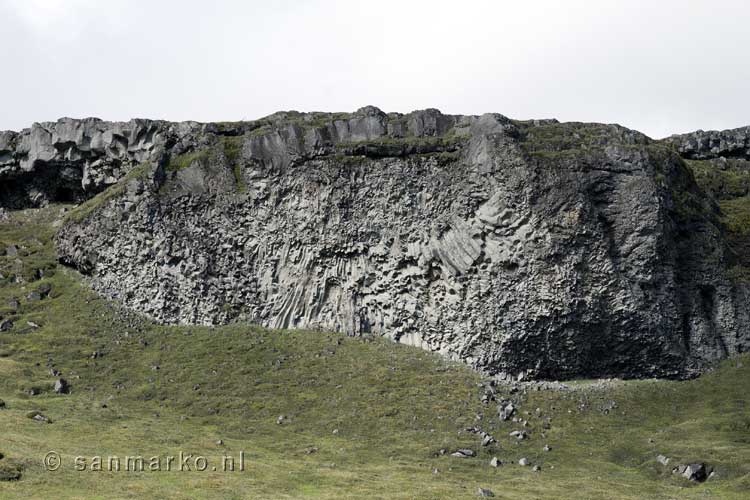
26 107 744 379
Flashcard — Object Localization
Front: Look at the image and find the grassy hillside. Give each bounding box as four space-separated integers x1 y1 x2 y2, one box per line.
0 207 748 499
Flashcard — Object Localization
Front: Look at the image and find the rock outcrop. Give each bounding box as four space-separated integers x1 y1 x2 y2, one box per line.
4 107 749 379
0 117 209 208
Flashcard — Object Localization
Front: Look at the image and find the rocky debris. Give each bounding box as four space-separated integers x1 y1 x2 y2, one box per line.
477 487 495 497
27 387 40 396
509 430 527 440
26 411 52 423
489 457 501 467
481 435 496 447
7 298 20 312
54 378 70 394
5 245 17 257
600 400 617 414
27 321 40 329
37 283 52 298
673 463 711 482
451 449 476 458
543 445 551 452
215 439 223 446
0 460 22 482
664 126 750 161
26 291 41 302
0 319 12 332
656 454 670 466
532 465 541 472
498 402 515 421
518 458 530 466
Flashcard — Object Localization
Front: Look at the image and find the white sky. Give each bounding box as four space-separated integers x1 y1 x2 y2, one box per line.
1 0 748 138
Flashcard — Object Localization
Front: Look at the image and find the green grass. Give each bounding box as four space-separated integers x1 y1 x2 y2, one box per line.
1 207 749 499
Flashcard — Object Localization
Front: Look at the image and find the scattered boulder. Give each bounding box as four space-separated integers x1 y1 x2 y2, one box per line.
656 454 670 466
27 387 40 396
532 465 541 472
54 378 70 394
0 320 12 332
481 435 496 446
5 245 17 257
543 444 551 452
215 440 223 446
518 458 530 466
26 291 42 302
37 283 52 298
451 449 476 458
498 402 515 421
477 487 495 497
26 411 52 423
0 460 22 481
7 298 20 311
673 463 710 482
489 456 501 467
509 430 527 440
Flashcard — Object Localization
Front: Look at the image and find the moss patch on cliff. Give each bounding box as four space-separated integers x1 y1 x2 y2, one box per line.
166 149 211 171
63 162 154 225
685 159 750 269
1 206 749 499
220 136 247 194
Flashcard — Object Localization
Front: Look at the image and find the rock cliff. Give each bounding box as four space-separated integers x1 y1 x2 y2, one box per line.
3 107 749 379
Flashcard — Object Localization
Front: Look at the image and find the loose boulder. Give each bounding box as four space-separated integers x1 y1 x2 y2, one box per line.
54 378 70 394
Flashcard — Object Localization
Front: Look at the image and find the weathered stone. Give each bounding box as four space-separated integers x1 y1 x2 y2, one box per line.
498 403 515 421
477 487 495 497
26 411 51 423
680 463 709 482
0 320 12 332
489 456 500 467
656 454 670 466
518 458 529 466
54 378 69 394
451 449 476 458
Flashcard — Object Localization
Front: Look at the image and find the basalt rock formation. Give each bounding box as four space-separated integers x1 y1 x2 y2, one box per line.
3 107 749 379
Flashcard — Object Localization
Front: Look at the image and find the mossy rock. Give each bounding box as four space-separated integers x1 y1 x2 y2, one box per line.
25 410 51 423
0 460 22 481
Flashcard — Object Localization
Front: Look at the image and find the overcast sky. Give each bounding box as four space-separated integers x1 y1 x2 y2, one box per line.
1 0 748 138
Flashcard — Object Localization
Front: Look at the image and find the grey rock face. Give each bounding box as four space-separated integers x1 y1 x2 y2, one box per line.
0 117 208 208
47 108 750 380
664 126 750 160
